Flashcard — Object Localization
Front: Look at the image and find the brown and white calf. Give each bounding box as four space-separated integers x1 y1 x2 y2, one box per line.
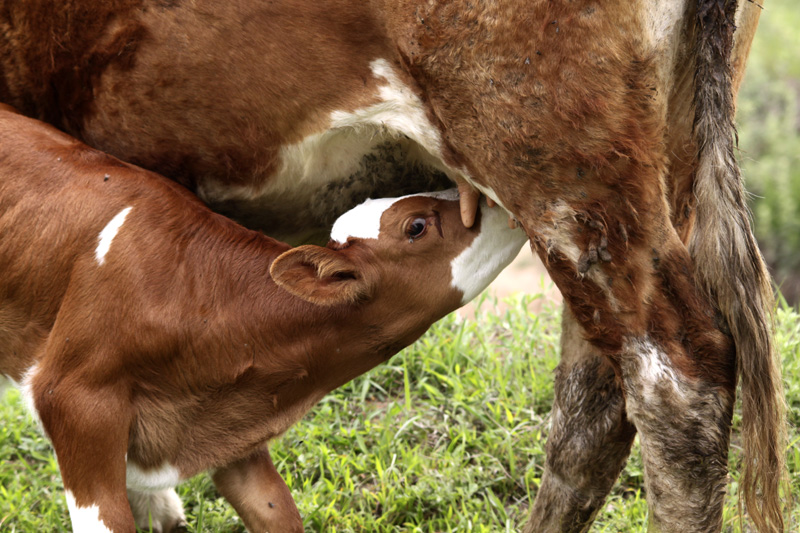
0 105 526 533
0 0 787 531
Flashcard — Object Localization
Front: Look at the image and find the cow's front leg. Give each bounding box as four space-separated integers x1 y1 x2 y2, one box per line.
212 446 303 533
525 308 636 533
32 371 135 532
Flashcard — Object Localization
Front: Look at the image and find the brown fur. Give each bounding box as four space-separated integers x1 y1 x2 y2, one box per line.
270 245 378 306
2 0 395 197
0 105 505 532
0 0 786 530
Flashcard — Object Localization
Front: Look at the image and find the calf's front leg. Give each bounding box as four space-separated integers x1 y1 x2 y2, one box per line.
32 371 135 532
212 446 303 533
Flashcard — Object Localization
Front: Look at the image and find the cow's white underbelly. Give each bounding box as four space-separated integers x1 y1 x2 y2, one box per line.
197 59 458 244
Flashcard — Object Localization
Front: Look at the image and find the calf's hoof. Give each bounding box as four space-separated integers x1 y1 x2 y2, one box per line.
127 488 187 533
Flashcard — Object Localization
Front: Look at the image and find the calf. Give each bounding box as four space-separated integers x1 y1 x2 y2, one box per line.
0 105 526 533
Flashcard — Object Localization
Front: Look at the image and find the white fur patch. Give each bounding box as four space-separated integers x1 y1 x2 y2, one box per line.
353 58 444 157
126 460 181 492
196 57 456 209
65 490 113 533
644 0 687 49
18 364 44 430
128 488 186 533
330 196 398 242
451 202 527 304
629 337 687 403
330 189 460 243
96 207 132 265
642 0 690 94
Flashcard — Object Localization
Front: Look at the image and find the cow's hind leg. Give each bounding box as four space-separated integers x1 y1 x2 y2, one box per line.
538 221 736 532
525 309 636 533
621 339 734 532
512 180 738 531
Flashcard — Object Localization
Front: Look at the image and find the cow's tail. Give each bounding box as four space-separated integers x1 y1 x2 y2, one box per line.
691 1 787 531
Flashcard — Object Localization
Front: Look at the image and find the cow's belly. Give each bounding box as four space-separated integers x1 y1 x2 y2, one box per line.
187 57 461 244
82 27 456 244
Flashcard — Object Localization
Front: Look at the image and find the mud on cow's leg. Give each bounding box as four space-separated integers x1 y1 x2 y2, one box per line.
525 309 636 533
621 338 734 532
617 246 736 533
525 200 736 532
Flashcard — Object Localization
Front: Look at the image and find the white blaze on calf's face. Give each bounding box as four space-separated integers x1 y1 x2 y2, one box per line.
330 197 398 242
331 189 526 305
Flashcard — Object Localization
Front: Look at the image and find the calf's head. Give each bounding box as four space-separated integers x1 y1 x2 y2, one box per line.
270 190 527 333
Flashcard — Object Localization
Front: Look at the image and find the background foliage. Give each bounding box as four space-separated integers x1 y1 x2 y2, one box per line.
739 0 800 303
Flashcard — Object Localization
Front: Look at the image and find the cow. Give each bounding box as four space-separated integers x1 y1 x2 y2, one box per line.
0 0 786 531
0 104 527 533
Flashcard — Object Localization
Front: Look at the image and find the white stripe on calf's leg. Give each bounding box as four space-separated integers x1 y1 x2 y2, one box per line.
65 490 114 533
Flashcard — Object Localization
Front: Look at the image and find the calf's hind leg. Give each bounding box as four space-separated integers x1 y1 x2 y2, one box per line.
212 446 303 533
127 488 187 533
524 309 636 533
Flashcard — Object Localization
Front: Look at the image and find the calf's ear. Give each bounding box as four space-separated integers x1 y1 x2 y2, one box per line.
270 245 374 306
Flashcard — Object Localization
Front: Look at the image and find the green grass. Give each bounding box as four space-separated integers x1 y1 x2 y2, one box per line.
2 292 799 532
738 0 800 302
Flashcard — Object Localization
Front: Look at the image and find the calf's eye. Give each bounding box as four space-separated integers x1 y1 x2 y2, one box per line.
407 217 428 240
